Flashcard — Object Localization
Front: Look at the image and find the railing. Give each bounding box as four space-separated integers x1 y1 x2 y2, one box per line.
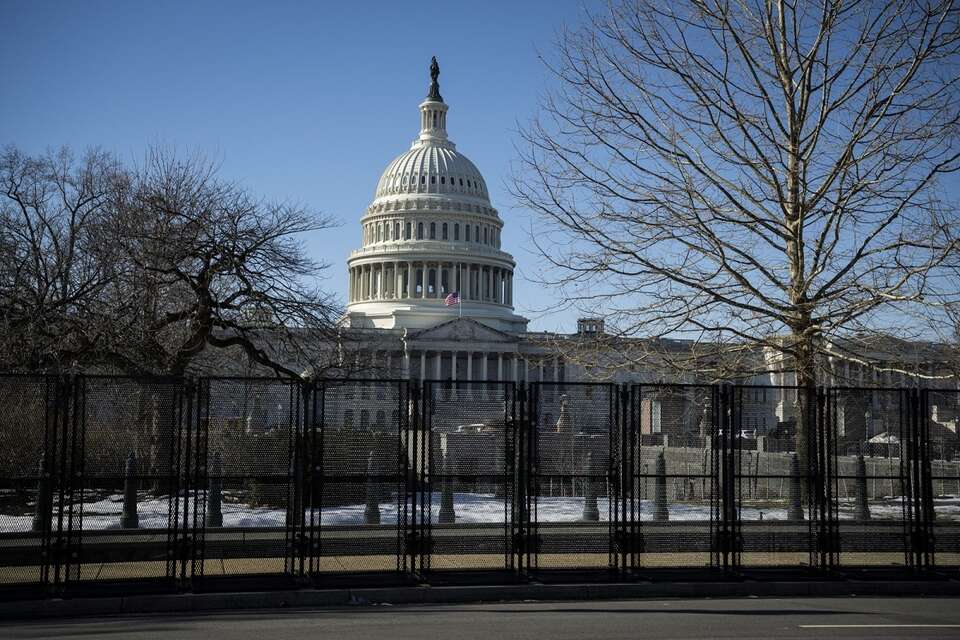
0 374 957 599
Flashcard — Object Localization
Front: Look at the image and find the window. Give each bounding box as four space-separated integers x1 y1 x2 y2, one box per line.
475 226 480 242
483 227 488 244
431 175 436 184
441 176 445 184
454 224 460 240
442 223 448 240
395 222 400 239
430 222 436 239
421 175 425 184
405 222 411 240
417 223 424 240
465 225 471 242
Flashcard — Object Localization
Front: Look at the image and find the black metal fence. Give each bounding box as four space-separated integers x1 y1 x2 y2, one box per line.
0 374 957 599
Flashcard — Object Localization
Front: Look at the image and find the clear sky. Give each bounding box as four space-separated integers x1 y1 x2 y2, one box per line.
1 0 597 332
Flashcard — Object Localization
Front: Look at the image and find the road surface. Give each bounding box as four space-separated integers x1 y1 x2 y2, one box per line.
3 596 960 639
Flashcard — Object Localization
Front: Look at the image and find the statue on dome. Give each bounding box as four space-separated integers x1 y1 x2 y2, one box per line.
427 56 443 102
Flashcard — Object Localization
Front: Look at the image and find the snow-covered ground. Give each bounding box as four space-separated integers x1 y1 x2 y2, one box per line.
1 492 957 532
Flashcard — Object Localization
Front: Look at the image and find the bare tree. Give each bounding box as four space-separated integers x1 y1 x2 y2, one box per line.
0 146 127 371
1 146 342 378
514 1 960 394
112 150 341 377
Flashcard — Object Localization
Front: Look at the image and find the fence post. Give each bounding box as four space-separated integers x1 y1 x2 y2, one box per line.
120 452 139 529
653 449 669 522
31 455 52 533
438 450 455 524
205 451 223 528
364 450 381 525
854 453 870 521
788 452 804 521
582 450 600 522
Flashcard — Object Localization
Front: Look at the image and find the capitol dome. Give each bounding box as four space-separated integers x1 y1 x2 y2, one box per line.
344 58 528 333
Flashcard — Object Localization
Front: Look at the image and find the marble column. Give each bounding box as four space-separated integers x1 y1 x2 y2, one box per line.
497 353 503 382
512 355 518 382
466 352 473 381
451 351 457 381
481 353 488 381
406 261 414 299
420 351 426 383
435 351 442 379
421 262 427 298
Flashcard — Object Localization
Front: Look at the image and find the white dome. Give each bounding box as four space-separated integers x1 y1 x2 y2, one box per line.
375 143 490 202
344 58 528 334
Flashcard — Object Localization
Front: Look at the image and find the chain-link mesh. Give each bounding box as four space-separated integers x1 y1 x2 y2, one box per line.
0 376 52 591
733 386 817 568
64 377 184 584
421 381 515 572
622 384 718 571
201 378 300 579
529 383 614 572
925 389 960 570
307 379 406 576
825 388 915 568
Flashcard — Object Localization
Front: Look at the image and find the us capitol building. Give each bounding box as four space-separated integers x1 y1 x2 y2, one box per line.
339 58 564 386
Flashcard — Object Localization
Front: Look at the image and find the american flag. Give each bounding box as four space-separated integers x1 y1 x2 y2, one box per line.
444 291 460 306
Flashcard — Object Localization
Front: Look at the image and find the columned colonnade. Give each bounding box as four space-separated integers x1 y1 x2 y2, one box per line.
349 260 514 305
353 348 564 383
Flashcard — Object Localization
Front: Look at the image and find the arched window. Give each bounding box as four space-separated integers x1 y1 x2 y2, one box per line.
431 175 436 184
441 176 445 184
475 226 480 243
483 227 488 244
430 222 436 239
459 178 464 186
405 222 411 240
417 223 424 240
421 175 426 184
376 225 382 242
465 225 471 242
454 223 460 240
394 222 400 240
442 223 448 240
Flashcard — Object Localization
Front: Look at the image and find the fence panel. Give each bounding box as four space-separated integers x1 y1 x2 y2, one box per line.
923 389 960 572
0 376 59 598
731 386 820 569
52 376 192 592
418 380 518 576
621 384 721 573
527 382 616 575
304 379 409 581
196 378 301 588
822 388 917 570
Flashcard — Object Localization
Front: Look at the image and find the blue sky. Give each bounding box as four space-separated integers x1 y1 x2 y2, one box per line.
1 0 597 332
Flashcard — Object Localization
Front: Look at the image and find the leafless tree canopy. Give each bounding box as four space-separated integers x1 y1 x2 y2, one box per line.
1 146 340 377
514 0 960 386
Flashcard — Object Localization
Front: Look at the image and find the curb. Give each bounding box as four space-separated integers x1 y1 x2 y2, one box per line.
2 580 959 621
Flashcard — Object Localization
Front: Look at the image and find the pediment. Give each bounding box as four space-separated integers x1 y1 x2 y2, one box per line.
411 318 517 343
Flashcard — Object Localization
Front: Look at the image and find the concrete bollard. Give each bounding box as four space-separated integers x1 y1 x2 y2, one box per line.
120 452 139 529
581 451 600 522
854 453 871 521
31 456 51 533
438 450 456 524
206 451 223 528
364 451 380 525
653 450 669 522
787 452 804 521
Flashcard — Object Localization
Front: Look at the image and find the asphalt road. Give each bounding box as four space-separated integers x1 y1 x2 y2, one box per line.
3 596 960 640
